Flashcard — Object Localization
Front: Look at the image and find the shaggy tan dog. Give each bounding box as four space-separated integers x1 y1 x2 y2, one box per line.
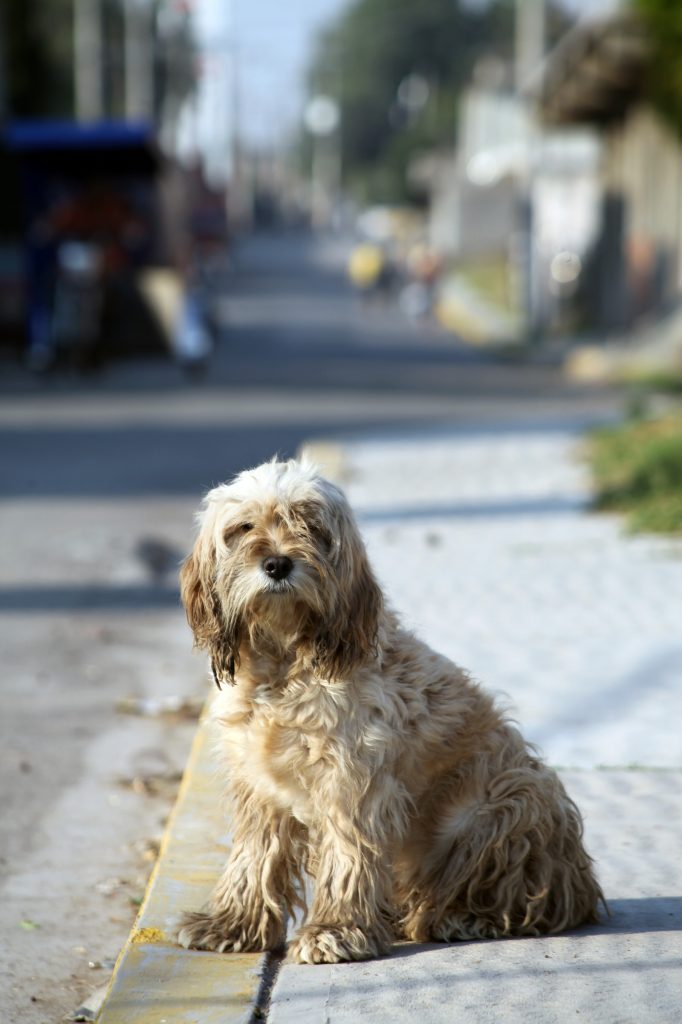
178 458 603 964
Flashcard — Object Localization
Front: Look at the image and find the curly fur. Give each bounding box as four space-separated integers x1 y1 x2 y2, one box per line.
177 458 604 964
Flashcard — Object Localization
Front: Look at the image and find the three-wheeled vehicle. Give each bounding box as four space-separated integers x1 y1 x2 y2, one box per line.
6 119 213 371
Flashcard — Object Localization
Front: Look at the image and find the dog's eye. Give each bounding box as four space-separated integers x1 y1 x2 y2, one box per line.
313 525 333 549
223 522 253 543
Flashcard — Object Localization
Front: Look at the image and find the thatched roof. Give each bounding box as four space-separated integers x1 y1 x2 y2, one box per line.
532 11 650 126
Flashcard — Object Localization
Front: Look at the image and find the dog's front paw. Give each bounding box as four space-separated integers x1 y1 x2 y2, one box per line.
178 911 247 953
288 924 386 964
178 909 281 954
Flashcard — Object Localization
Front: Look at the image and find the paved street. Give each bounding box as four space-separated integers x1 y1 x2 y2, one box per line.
0 230 624 1022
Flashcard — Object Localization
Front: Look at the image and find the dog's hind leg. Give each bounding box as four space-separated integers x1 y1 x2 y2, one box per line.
178 786 306 953
400 767 603 943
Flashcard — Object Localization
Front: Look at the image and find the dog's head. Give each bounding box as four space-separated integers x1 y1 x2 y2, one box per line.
180 459 382 686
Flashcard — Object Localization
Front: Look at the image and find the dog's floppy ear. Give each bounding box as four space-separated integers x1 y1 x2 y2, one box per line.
313 494 382 681
180 536 238 687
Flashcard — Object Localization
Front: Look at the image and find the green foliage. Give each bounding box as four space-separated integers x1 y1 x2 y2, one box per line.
588 414 682 534
636 0 682 136
623 373 682 406
305 0 572 204
307 0 515 203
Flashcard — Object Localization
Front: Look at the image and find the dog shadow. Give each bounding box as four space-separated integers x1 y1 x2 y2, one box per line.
383 896 682 963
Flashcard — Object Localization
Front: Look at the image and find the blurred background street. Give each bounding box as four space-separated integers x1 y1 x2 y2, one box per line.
0 226 621 1024
1 0 681 1020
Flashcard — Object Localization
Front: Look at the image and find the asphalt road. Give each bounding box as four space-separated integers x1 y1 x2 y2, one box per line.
0 230 619 1022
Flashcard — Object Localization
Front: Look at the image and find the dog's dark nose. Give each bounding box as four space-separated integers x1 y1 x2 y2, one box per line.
262 555 293 581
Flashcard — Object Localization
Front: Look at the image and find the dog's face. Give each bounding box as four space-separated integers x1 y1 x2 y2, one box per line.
181 460 382 686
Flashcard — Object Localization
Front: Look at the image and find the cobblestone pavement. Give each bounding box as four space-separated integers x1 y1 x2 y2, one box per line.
345 429 682 770
269 426 682 1023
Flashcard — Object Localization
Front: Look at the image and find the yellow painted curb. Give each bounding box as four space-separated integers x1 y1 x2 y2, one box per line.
97 717 265 1023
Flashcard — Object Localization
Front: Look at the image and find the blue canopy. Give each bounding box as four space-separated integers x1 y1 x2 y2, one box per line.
5 119 154 152
4 120 160 176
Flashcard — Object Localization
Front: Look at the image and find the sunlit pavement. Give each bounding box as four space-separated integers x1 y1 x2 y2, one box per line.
267 427 682 1022
0 229 640 1021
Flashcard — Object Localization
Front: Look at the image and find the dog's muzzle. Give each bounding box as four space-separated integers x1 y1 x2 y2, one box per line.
262 555 293 582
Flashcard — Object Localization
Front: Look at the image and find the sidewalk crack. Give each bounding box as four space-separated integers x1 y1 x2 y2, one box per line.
251 947 285 1021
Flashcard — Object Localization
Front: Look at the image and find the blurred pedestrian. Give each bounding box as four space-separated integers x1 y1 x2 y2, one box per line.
347 241 386 301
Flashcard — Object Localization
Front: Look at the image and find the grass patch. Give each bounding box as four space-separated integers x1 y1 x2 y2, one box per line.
457 257 518 316
588 413 682 534
625 370 682 394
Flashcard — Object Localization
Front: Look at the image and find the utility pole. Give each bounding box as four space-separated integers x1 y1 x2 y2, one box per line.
305 95 341 230
515 0 546 338
74 0 104 121
221 0 252 231
228 37 251 231
515 0 546 93
124 0 154 121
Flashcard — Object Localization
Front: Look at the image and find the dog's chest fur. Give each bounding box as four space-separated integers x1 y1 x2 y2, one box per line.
213 664 360 826
211 635 499 831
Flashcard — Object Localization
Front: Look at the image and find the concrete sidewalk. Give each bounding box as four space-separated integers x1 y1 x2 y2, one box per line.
98 424 682 1023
